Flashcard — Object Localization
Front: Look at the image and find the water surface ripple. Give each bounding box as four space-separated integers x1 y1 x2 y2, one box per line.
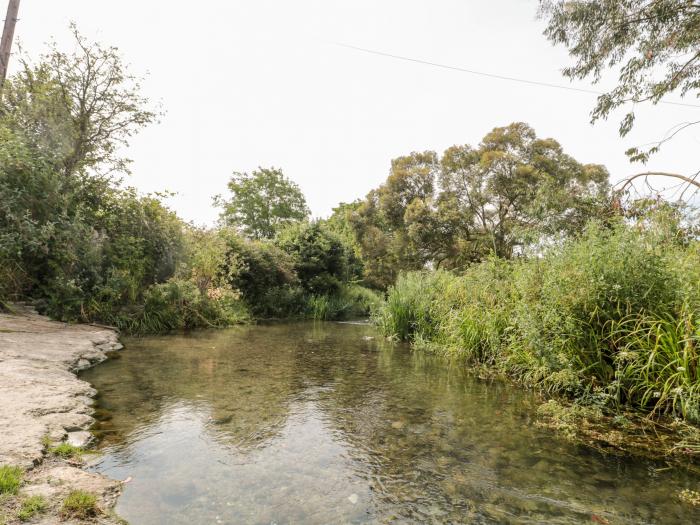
82 322 700 524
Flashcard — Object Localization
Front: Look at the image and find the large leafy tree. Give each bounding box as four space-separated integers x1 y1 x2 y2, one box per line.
350 123 609 287
440 122 610 258
0 27 179 317
218 167 310 240
350 152 440 288
539 0 700 162
3 24 157 177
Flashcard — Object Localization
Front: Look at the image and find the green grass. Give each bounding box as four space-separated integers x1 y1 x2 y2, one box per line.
17 495 47 522
50 442 83 459
307 285 384 321
0 466 22 495
61 490 98 519
376 222 700 426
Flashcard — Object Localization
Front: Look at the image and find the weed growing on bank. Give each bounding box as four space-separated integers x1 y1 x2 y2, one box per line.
50 442 83 459
61 490 98 519
377 220 700 426
0 467 21 495
17 495 47 522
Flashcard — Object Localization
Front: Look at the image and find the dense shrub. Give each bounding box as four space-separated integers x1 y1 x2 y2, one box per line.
221 234 301 318
221 229 380 320
275 222 352 295
97 279 249 334
377 219 700 422
307 284 383 321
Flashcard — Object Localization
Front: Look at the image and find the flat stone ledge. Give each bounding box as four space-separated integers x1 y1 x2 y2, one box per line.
0 309 123 524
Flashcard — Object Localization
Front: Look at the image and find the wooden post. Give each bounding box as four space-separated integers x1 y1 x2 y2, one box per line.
0 0 20 85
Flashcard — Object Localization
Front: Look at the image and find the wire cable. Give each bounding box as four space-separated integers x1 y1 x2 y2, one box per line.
335 43 700 110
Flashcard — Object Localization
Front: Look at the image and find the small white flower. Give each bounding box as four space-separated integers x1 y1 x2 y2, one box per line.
677 366 685 372
653 391 661 398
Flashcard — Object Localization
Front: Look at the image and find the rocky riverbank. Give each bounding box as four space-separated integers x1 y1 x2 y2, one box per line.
0 307 124 524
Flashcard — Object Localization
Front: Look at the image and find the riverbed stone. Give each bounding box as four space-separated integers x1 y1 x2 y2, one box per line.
67 430 94 448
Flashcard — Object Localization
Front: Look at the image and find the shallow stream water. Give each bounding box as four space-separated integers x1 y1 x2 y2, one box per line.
82 322 700 524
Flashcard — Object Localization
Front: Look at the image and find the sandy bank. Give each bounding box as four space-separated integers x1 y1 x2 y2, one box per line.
0 307 124 524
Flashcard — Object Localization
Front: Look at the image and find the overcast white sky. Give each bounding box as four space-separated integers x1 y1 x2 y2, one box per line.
11 0 700 225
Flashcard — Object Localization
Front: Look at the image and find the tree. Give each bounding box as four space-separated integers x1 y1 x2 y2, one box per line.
539 0 700 162
0 27 179 320
440 122 610 258
217 167 310 239
2 24 157 177
349 124 609 287
350 152 440 288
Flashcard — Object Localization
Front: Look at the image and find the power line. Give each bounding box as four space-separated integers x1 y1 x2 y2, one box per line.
335 42 700 110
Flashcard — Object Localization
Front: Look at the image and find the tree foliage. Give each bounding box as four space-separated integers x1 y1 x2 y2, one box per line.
350 123 610 288
275 222 353 295
539 0 700 161
217 167 310 239
4 24 158 177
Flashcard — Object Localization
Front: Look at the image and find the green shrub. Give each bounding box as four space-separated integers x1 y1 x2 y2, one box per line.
377 220 700 422
307 284 383 321
0 466 22 495
275 221 353 295
99 278 250 334
222 235 301 318
17 495 47 521
61 490 98 519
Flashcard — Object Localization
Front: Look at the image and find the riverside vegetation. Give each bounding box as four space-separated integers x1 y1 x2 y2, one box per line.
0 0 700 495
0 28 381 332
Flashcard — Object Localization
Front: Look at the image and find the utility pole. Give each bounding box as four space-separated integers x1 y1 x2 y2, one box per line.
0 0 20 85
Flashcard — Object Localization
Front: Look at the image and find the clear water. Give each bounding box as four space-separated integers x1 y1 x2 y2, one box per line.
81 322 700 524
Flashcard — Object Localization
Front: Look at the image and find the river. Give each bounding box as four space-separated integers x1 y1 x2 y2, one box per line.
81 322 700 524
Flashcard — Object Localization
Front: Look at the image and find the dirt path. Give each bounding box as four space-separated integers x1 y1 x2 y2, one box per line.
0 308 124 524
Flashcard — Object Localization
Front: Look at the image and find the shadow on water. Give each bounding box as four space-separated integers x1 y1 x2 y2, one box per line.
81 322 700 524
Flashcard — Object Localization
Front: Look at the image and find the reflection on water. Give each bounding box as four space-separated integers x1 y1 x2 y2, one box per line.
82 322 700 524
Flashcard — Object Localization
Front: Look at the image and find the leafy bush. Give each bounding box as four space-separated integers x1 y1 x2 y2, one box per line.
307 284 383 321
275 222 352 295
97 279 249 334
378 219 700 422
221 234 300 318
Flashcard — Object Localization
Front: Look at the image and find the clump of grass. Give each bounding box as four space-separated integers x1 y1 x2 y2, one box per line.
50 442 83 459
307 284 384 321
61 490 98 519
17 495 47 522
605 310 700 422
0 466 22 495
